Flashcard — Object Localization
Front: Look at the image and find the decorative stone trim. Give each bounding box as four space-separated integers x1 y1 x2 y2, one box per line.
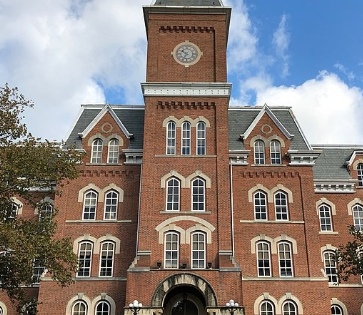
123 149 143 165
287 150 320 165
229 150 250 165
314 180 355 193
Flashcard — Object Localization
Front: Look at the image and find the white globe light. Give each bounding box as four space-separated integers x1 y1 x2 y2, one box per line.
139 303 142 308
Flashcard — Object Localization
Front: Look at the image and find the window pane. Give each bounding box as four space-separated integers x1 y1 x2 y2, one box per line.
278 242 293 277
257 242 271 277
192 178 205 211
166 178 180 211
107 139 119 164
324 251 337 283
192 233 205 269
165 233 179 268
319 205 332 231
331 305 343 315
283 302 296 315
96 301 110 315
254 140 265 165
72 301 87 315
99 242 114 277
260 301 274 315
196 122 206 155
275 192 288 221
254 191 267 220
83 191 97 220
91 139 103 163
181 122 191 155
270 140 281 164
167 122 176 155
104 191 118 220
77 242 93 277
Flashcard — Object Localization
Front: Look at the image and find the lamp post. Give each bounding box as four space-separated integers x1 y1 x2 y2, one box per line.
226 299 239 315
129 300 142 315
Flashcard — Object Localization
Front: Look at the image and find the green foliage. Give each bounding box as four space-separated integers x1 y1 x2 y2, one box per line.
0 84 85 313
336 226 363 282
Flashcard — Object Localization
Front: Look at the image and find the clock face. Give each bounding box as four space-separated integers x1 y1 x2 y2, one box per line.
172 41 202 66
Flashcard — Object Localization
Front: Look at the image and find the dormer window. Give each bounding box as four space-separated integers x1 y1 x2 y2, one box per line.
254 140 265 165
270 140 281 164
358 163 363 186
91 139 103 163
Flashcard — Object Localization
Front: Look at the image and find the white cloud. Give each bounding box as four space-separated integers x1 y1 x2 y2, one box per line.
272 14 290 78
0 0 147 141
334 63 355 80
255 71 363 144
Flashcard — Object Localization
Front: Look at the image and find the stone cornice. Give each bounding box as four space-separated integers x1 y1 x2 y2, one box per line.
314 179 356 193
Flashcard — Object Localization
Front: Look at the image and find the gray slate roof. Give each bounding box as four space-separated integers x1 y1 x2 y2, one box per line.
228 107 310 151
152 0 222 6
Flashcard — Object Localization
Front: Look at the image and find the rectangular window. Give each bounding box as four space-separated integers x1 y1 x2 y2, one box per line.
77 242 93 277
32 259 45 283
191 233 205 269
278 242 293 277
165 233 179 268
99 242 114 277
257 242 271 277
254 140 265 165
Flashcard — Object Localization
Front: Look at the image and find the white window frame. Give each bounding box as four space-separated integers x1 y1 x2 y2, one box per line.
32 258 45 283
107 138 119 164
358 163 363 186
96 301 110 315
191 178 205 211
82 190 98 220
166 121 176 155
181 121 191 155
278 242 293 277
319 204 332 231
331 305 343 315
353 204 363 231
275 192 289 221
254 140 265 165
164 232 179 269
191 232 206 269
166 178 180 211
39 203 53 221
260 300 274 315
99 241 115 277
77 241 93 277
323 250 338 283
72 300 87 315
257 241 271 277
270 140 282 164
254 191 268 221
282 301 297 315
104 190 118 220
91 139 103 163
196 122 206 155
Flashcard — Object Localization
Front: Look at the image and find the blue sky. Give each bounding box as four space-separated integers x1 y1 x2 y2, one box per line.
0 0 362 144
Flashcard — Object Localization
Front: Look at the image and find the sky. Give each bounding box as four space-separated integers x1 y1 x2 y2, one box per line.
0 0 363 145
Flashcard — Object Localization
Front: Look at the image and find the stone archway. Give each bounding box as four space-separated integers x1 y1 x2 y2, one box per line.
151 273 218 309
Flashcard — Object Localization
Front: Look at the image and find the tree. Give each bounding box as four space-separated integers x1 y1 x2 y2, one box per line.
0 84 85 313
335 226 363 282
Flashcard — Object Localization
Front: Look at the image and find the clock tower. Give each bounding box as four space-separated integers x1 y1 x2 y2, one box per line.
126 1 242 315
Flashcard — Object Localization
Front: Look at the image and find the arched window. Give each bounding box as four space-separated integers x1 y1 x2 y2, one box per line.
319 204 332 231
39 203 53 220
107 139 119 164
358 163 363 186
181 121 191 155
191 232 206 269
260 300 275 315
83 190 98 220
331 305 343 315
104 190 118 220
353 204 363 231
91 139 103 163
99 242 115 277
166 121 176 155
166 178 180 211
278 242 293 277
96 301 110 315
254 140 265 165
270 140 281 164
257 241 271 277
164 232 179 269
72 300 87 315
196 122 206 155
274 191 288 221
0 306 2 315
323 251 337 283
77 241 93 277
282 301 297 315
254 191 267 220
192 178 205 211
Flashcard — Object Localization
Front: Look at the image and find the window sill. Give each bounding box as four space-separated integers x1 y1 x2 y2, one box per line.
160 211 211 214
155 155 217 158
65 220 132 223
319 231 339 235
251 164 286 167
240 220 305 224
85 163 122 166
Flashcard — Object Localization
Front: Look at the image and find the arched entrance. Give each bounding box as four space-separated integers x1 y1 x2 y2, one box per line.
150 273 217 315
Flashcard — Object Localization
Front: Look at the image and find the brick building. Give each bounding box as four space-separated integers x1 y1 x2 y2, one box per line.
1 0 363 314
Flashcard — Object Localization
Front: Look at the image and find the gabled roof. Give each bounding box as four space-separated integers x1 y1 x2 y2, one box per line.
151 0 223 6
241 104 293 141
228 106 311 151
